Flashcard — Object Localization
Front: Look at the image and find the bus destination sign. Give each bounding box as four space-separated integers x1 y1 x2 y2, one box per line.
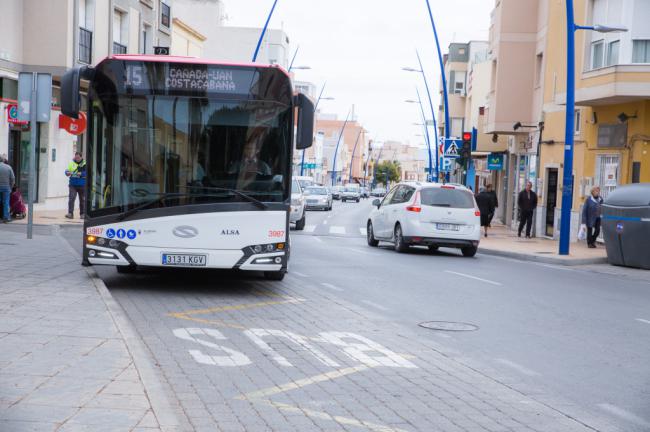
124 63 256 95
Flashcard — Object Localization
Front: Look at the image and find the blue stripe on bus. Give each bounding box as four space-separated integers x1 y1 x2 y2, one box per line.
601 216 642 221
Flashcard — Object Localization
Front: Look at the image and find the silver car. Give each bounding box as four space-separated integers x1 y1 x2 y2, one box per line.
304 186 333 211
341 186 361 203
290 179 306 230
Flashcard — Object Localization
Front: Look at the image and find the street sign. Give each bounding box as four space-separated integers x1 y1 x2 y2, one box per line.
17 73 52 123
302 163 317 169
439 157 452 173
443 138 461 159
487 153 504 170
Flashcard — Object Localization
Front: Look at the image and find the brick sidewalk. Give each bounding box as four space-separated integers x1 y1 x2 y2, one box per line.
0 227 187 431
478 224 608 266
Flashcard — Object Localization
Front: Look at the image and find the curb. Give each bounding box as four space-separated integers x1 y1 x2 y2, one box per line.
55 228 192 432
478 246 609 266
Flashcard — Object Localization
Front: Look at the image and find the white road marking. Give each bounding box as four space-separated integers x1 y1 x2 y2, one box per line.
636 318 650 325
330 226 346 235
536 263 575 272
343 247 374 256
598 403 650 428
312 236 323 243
173 328 252 367
359 227 367 236
323 219 329 225
244 329 340 368
444 270 502 286
361 300 389 312
494 358 540 377
319 332 418 368
291 271 308 278
321 282 343 292
304 225 316 233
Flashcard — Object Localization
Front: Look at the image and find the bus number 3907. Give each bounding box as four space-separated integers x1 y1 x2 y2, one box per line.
269 230 285 238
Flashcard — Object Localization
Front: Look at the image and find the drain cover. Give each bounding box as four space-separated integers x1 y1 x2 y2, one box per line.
419 321 479 332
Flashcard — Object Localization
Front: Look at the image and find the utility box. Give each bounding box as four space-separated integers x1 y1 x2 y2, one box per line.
601 183 650 270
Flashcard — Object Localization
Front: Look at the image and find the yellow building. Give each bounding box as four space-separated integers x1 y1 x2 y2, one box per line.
171 18 206 57
539 0 650 239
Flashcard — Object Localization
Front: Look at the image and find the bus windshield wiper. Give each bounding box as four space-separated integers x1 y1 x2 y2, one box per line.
117 192 247 221
182 186 268 210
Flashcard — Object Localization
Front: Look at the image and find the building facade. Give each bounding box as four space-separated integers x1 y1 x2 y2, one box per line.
0 0 172 209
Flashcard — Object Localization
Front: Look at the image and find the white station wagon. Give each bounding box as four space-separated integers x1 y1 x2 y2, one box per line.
366 182 481 256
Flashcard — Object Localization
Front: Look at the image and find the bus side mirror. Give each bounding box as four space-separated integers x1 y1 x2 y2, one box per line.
61 66 93 119
294 93 314 150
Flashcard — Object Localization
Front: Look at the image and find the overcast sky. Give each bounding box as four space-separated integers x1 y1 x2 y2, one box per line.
221 0 494 146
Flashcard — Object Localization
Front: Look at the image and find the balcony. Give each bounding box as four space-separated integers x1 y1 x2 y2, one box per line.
574 64 650 106
113 42 127 55
78 27 92 64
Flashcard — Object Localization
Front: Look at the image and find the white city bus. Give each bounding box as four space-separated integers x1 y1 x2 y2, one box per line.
61 54 314 280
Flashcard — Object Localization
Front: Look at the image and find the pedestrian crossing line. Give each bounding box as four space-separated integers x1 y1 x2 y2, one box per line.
330 226 346 235
321 283 343 292
636 318 650 325
304 225 316 233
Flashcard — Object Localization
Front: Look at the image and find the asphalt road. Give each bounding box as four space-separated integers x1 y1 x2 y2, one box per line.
60 199 650 431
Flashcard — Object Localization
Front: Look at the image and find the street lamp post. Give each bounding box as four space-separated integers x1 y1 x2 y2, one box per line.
331 109 351 186
252 0 279 63
559 0 627 255
423 0 450 140
349 129 365 184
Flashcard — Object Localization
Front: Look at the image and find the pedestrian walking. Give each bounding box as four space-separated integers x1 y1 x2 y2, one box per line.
65 152 86 219
0 155 16 223
517 181 538 238
475 188 495 238
582 186 604 248
486 184 498 227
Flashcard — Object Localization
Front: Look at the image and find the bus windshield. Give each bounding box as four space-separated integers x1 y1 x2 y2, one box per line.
88 94 291 216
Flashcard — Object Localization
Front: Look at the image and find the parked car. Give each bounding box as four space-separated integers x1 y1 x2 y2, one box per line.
366 182 481 256
331 186 342 200
303 186 333 211
360 187 370 198
290 179 306 230
341 186 361 203
294 175 314 190
371 187 386 197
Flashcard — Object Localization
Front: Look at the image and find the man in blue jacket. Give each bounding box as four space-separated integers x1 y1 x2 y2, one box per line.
582 186 604 248
65 152 86 219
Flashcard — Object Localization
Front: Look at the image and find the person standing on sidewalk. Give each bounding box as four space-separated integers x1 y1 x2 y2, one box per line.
475 188 495 238
517 181 538 238
65 152 86 219
486 184 498 227
582 186 604 248
0 155 16 223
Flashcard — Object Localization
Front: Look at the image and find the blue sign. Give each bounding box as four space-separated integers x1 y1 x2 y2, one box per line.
443 139 461 159
439 157 452 173
116 229 126 239
487 153 504 171
127 229 137 240
106 228 116 239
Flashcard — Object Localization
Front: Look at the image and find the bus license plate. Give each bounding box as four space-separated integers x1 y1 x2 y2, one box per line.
162 254 207 266
436 223 460 231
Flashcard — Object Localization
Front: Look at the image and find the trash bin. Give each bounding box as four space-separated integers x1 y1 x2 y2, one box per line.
601 183 650 270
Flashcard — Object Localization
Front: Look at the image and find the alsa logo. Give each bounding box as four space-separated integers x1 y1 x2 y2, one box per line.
221 229 240 235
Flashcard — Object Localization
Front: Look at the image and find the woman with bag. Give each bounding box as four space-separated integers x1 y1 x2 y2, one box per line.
581 186 604 248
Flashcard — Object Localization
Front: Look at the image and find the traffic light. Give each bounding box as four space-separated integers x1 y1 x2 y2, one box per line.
461 132 472 159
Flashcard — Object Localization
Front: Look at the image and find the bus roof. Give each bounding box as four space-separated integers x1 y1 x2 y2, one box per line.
103 54 290 78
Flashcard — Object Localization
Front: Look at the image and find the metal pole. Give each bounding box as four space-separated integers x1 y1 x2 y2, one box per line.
331 109 351 186
415 88 433 181
27 73 36 239
288 45 299 71
416 50 439 180
349 129 363 183
559 0 576 255
252 0 278 62
424 0 450 140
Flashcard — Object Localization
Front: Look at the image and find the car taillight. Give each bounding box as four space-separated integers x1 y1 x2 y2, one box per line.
406 191 421 212
441 185 455 189
475 210 481 217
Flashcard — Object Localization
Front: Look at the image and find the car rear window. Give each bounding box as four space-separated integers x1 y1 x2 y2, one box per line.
420 187 475 208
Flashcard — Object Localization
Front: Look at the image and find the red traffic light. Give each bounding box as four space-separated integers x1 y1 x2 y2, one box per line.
462 132 472 141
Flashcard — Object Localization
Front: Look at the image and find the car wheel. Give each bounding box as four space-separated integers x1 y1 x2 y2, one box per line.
295 213 306 231
428 245 439 252
264 270 286 281
116 264 137 274
367 221 379 247
394 224 408 253
461 246 478 257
